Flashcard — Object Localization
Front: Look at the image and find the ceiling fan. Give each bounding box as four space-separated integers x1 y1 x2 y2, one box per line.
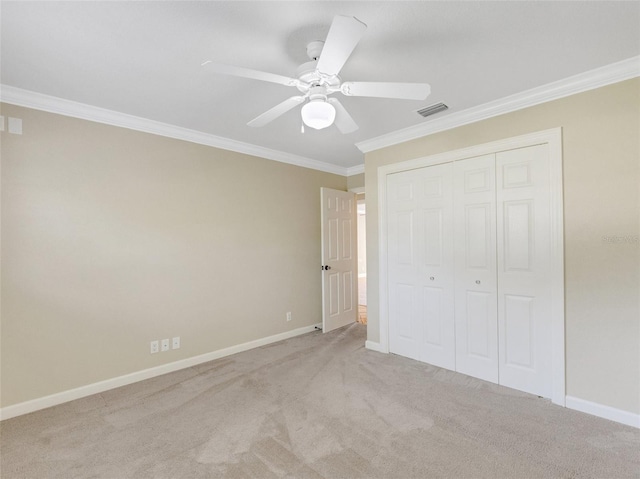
202 15 431 133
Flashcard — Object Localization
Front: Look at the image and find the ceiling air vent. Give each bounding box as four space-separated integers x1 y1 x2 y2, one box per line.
417 102 448 118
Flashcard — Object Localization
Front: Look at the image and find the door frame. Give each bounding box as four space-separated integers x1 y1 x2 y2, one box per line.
376 128 565 406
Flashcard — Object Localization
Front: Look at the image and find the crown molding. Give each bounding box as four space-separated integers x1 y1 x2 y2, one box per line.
346 164 365 176
0 85 350 176
356 55 640 154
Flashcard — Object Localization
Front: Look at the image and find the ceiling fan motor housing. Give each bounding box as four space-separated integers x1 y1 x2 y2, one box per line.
308 85 328 102
296 62 341 94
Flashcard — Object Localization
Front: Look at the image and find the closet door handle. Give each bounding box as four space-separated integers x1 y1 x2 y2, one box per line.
475 280 481 284
430 276 435 281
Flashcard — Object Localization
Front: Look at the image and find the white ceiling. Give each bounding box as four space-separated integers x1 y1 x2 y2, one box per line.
2 1 639 171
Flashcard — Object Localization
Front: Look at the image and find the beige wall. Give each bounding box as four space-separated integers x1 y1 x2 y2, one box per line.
365 79 640 414
0 104 346 407
347 173 364 190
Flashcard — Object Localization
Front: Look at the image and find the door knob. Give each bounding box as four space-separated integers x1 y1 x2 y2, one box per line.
322 265 332 270
475 280 481 284
430 276 435 281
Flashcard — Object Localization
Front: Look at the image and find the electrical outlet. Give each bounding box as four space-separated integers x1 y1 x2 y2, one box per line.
161 338 170 352
172 336 180 349
150 340 159 354
286 312 292 322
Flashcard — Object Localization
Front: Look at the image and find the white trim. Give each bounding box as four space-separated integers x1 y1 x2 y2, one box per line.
377 128 565 405
0 85 349 176
547 131 565 407
346 164 365 176
365 340 386 353
357 56 640 154
566 396 640 429
349 186 365 194
377 164 391 355
0 323 321 421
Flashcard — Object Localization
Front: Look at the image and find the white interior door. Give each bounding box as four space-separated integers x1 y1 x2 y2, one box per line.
387 164 455 369
453 155 499 383
496 144 552 397
321 188 357 333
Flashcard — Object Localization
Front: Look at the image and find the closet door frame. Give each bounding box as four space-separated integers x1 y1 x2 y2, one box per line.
376 128 565 406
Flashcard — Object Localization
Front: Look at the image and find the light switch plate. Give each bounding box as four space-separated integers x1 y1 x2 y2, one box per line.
8 117 22 135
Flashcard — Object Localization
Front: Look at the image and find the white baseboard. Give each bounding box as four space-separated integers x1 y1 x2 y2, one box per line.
0 323 321 421
565 395 640 429
5 329 638 430
365 340 387 353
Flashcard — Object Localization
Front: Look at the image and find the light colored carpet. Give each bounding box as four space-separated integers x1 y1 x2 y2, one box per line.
1 323 638 478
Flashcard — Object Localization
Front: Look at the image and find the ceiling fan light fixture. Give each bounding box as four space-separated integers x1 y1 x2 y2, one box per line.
301 99 336 130
203 15 430 135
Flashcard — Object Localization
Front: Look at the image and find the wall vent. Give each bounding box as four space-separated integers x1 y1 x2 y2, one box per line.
417 103 448 118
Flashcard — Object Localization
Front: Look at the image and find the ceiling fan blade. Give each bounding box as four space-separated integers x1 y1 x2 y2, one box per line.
316 16 367 77
341 81 431 100
328 98 358 134
248 96 305 127
201 60 299 87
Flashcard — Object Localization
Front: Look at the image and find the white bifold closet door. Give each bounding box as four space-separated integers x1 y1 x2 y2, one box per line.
387 144 553 399
387 163 456 370
495 145 552 398
453 154 499 383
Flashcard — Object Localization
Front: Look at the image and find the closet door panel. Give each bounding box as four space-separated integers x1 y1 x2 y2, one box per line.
454 155 499 383
388 164 455 370
465 204 493 269
417 164 455 369
465 290 494 358
388 172 420 361
496 144 552 397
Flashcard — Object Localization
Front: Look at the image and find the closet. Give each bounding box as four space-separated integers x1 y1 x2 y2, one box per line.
387 143 553 398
